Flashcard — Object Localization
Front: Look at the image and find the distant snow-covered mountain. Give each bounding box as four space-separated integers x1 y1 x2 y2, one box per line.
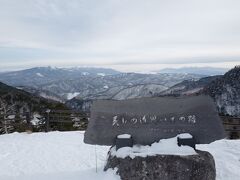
0 66 120 87
158 67 228 76
1 66 239 117
0 67 204 102
0 66 207 111
63 73 204 111
159 75 221 96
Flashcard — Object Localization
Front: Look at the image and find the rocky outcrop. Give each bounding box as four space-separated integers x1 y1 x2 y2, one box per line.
105 150 216 180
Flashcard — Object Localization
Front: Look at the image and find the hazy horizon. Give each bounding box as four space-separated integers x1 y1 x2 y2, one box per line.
0 64 234 74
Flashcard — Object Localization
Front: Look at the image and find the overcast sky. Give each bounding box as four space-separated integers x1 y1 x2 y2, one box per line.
0 0 240 72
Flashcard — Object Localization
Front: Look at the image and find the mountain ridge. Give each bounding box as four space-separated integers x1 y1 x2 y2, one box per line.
0 67 205 103
158 67 228 76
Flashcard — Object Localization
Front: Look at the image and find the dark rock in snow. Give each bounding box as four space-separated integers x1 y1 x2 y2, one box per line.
105 150 216 180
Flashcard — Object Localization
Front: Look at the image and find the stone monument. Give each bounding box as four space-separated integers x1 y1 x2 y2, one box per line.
84 95 225 180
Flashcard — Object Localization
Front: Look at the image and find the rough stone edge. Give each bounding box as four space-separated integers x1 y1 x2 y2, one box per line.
104 149 216 180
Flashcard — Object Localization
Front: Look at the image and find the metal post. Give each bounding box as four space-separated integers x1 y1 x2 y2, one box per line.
95 145 98 173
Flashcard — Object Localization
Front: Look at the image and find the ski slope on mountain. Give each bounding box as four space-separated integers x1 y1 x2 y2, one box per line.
0 131 239 180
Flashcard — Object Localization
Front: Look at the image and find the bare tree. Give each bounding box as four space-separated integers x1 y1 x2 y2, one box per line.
0 98 15 134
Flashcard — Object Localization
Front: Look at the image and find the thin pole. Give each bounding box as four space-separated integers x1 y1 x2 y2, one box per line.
95 145 98 173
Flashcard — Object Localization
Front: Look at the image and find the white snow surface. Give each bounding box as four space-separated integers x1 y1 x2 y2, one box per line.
117 134 131 139
111 134 197 159
97 73 105 76
67 92 80 100
178 133 193 139
0 131 119 180
0 131 240 180
36 73 44 77
31 113 41 126
7 115 15 119
197 140 240 180
82 72 90 75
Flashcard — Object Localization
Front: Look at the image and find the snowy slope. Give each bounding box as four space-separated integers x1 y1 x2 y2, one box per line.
0 131 239 180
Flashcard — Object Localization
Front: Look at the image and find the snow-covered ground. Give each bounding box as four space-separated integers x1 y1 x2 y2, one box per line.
0 131 119 180
197 140 240 180
0 131 239 180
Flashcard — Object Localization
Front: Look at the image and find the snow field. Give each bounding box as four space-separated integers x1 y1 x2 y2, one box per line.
0 131 119 180
0 131 239 180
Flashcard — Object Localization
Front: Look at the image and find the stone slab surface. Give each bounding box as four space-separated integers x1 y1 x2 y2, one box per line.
84 95 226 145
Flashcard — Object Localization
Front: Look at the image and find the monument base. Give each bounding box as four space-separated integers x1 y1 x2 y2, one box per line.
104 150 216 180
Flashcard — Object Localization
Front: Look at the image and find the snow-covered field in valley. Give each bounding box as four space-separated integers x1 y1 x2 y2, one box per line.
0 131 239 180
